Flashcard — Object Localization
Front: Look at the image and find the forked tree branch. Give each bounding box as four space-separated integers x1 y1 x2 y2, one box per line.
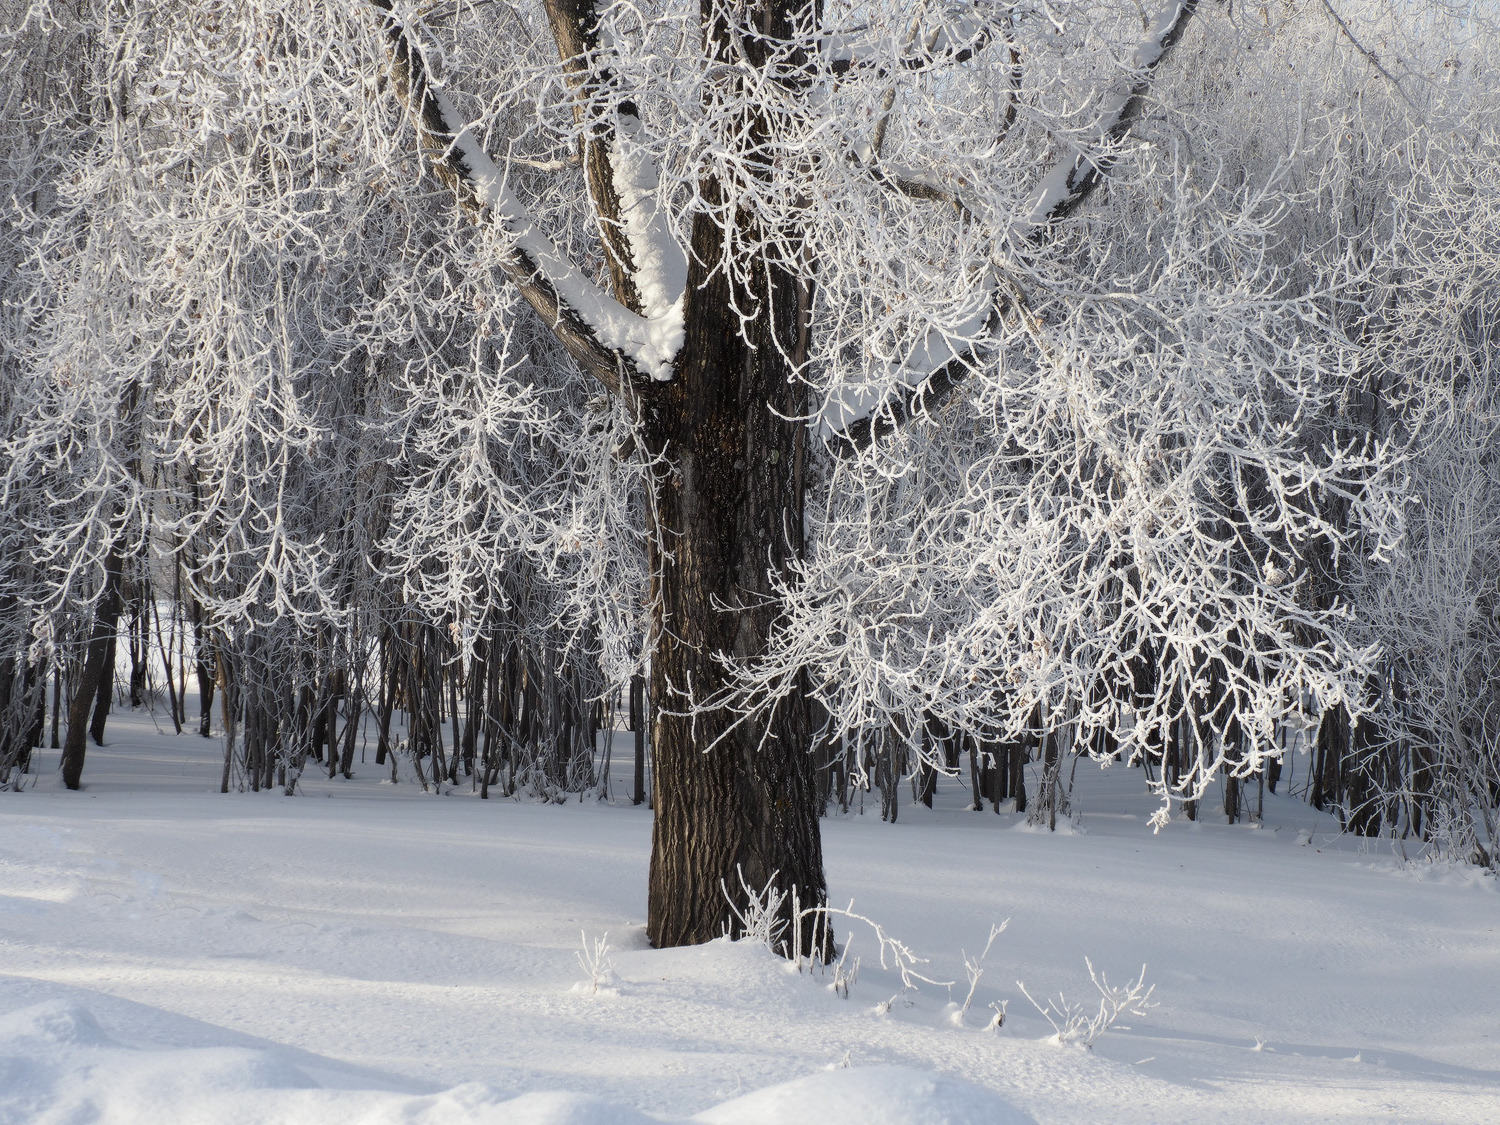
368 0 635 394
542 0 645 312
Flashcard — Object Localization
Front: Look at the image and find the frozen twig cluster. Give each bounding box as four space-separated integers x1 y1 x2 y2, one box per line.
574 930 620 994
954 920 1009 1026
725 871 950 994
1018 959 1156 1049
799 900 954 993
722 866 790 951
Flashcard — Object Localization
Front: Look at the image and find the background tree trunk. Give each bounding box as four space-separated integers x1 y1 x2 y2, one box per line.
630 673 646 806
62 544 124 789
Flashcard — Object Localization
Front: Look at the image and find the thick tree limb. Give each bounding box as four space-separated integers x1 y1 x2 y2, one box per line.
369 0 678 392
542 0 644 312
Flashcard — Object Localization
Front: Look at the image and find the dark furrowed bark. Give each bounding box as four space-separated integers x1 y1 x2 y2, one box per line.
640 183 826 952
625 1 831 951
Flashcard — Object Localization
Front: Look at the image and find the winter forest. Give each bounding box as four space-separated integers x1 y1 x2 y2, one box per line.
2 1 1500 1122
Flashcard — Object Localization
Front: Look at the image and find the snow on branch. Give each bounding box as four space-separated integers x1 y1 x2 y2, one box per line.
610 111 688 322
368 0 683 388
819 294 996 452
1021 0 1200 231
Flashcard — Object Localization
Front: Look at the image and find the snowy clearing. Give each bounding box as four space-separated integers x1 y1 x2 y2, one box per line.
3 704 1498 1124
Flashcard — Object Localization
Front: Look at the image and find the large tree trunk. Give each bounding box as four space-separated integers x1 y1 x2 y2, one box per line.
369 0 829 950
640 187 826 950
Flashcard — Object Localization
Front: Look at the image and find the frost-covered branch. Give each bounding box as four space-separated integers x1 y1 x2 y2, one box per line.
1018 959 1156 1048
823 5 1000 76
1021 0 1200 230
823 1 1203 447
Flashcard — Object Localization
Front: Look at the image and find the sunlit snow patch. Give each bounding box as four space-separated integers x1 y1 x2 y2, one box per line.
696 1066 1035 1125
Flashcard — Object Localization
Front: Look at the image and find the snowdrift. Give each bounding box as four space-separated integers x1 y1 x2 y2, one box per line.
0 1000 1032 1125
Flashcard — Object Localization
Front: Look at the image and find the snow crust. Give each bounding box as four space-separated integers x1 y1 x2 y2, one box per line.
699 1066 1034 1125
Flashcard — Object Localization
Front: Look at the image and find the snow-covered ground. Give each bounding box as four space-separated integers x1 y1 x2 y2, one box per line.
3 701 1499 1124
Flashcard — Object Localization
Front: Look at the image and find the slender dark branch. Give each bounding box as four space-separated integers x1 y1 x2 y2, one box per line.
828 2 1201 454
1319 0 1417 109
827 22 998 77
1036 0 1200 226
367 0 628 394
